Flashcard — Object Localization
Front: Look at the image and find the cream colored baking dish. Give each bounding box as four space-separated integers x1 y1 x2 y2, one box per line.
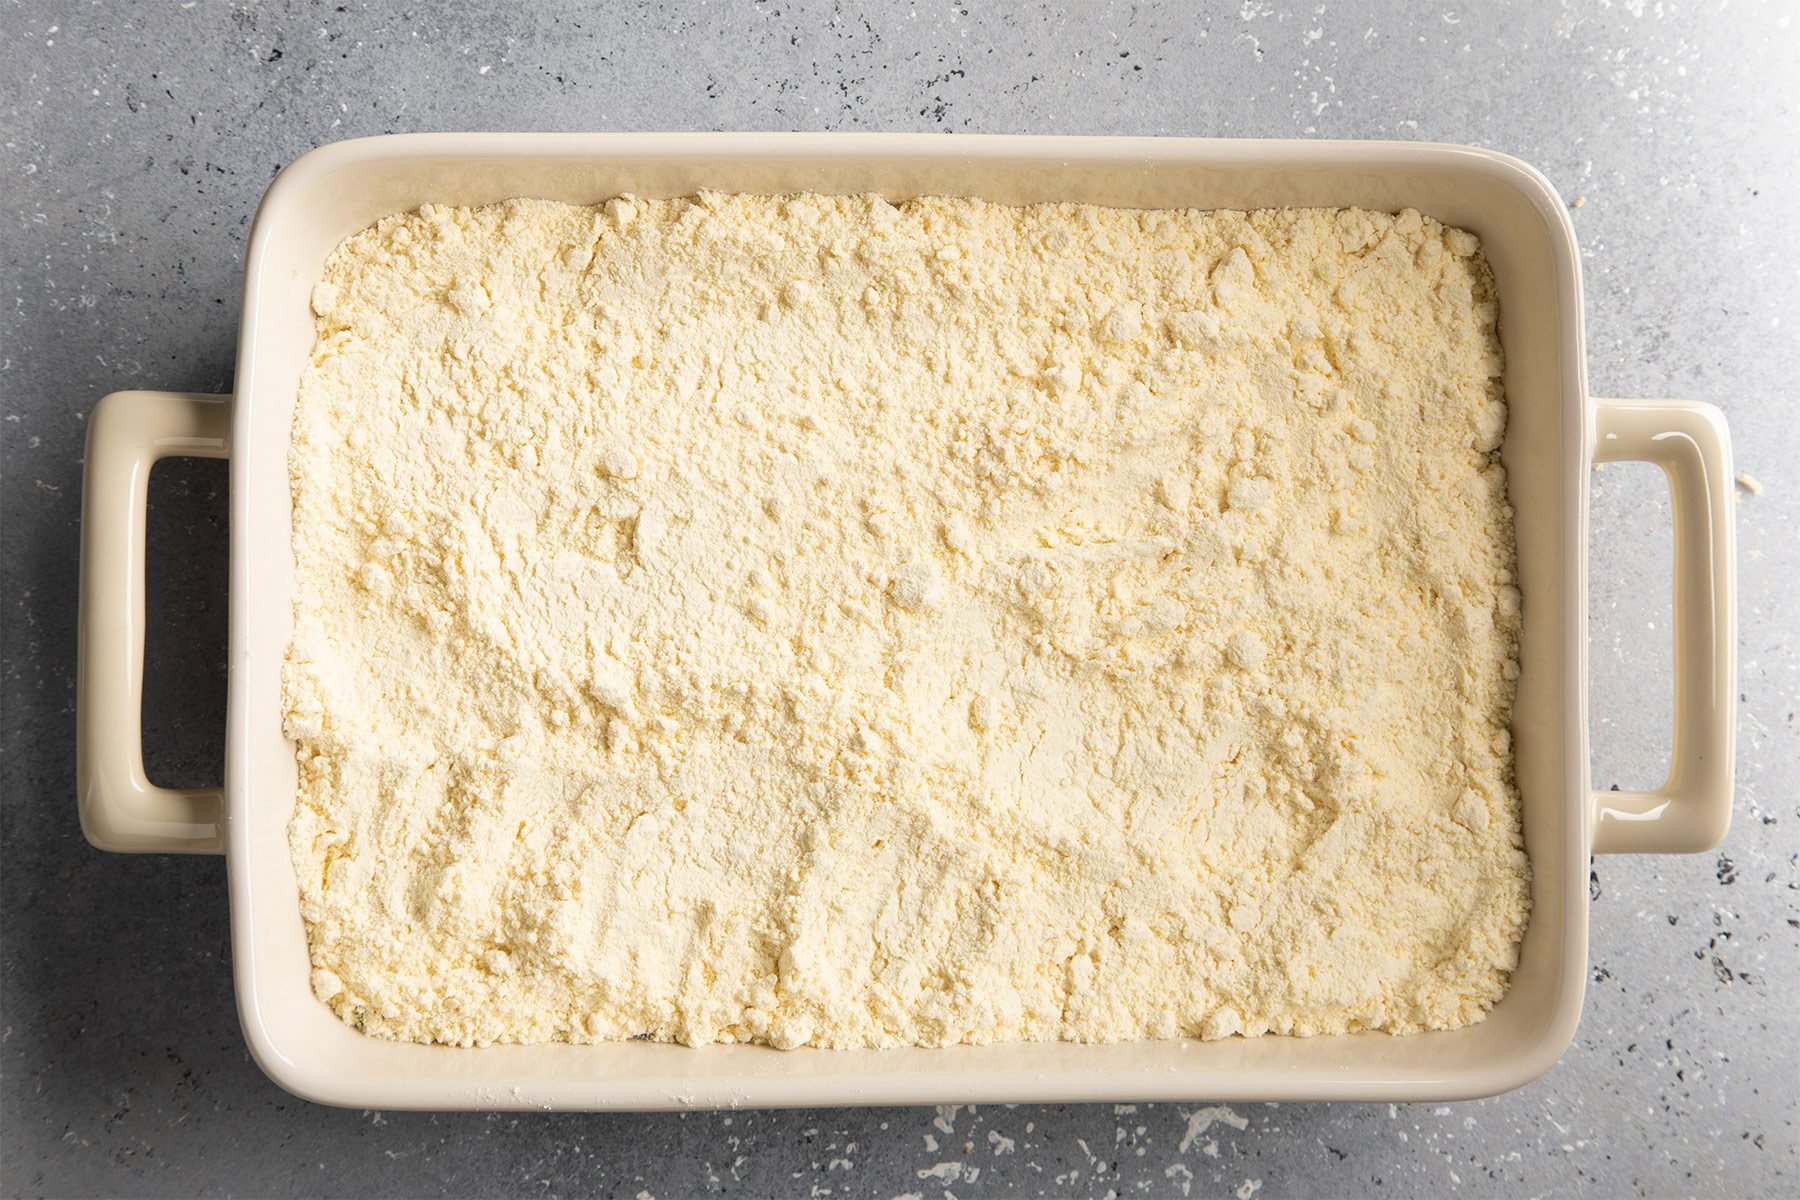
76 134 1736 1109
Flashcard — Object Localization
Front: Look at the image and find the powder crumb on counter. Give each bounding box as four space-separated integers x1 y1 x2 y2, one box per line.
1736 472 1764 495
285 193 1528 1050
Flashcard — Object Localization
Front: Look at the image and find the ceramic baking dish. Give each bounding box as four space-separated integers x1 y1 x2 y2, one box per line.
76 133 1736 1110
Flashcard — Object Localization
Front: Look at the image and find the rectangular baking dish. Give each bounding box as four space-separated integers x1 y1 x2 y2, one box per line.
75 133 1737 1109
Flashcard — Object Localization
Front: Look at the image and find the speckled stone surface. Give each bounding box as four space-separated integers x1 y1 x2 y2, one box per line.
3 2 1795 1196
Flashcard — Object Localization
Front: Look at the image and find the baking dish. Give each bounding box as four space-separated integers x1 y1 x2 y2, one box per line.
76 133 1736 1109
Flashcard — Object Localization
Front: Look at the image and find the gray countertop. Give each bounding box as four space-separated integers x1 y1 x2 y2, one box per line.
3 2 1795 1196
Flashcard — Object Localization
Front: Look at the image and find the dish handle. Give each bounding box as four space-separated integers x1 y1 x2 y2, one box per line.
1589 398 1736 854
77 390 230 854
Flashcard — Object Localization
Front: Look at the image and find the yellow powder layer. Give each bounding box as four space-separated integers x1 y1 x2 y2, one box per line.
285 193 1528 1049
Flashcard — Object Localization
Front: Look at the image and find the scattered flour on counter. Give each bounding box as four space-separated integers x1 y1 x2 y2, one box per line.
285 192 1528 1050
